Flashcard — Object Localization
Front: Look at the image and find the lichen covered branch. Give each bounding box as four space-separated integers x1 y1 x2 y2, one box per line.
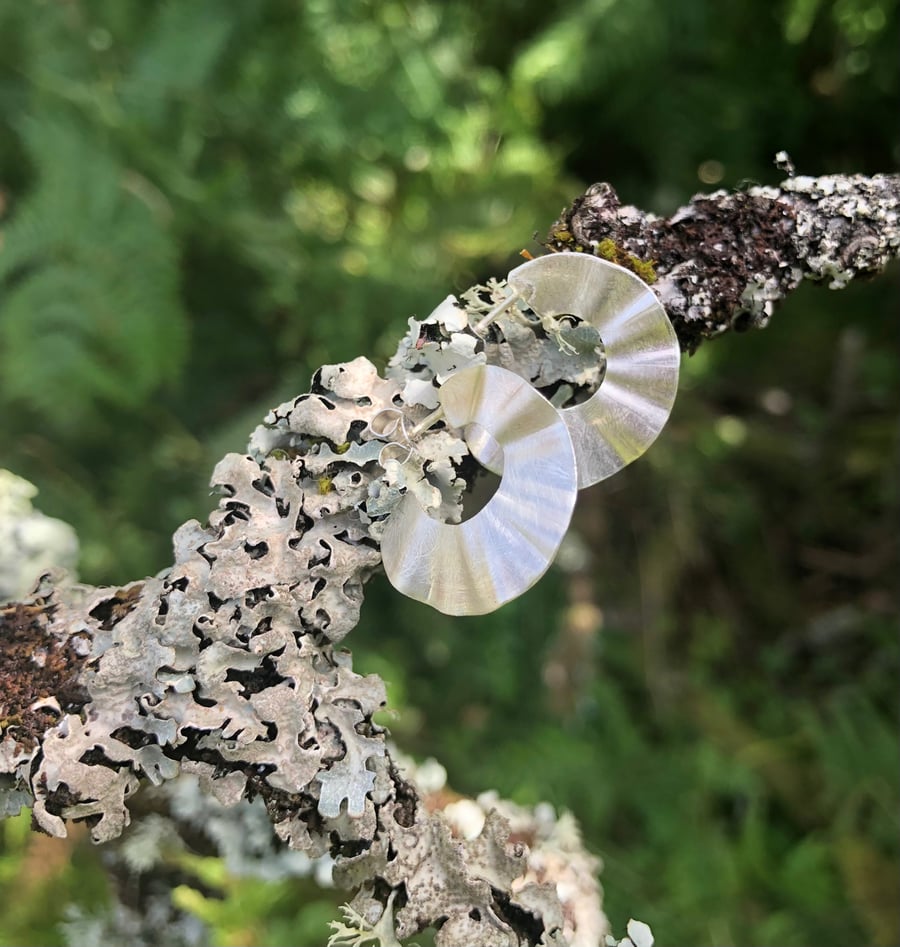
2 172 897 946
0 328 605 944
548 172 900 350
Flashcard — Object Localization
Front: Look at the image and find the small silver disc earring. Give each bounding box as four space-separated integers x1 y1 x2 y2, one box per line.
379 363 578 616
506 251 681 488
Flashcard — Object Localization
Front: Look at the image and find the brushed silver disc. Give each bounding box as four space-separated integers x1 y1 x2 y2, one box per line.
507 252 680 488
380 364 578 616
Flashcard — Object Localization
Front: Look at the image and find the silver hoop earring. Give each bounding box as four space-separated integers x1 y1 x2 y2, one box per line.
379 364 578 616
497 252 680 489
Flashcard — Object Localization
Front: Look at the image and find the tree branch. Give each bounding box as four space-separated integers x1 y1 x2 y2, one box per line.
548 171 899 350
2 172 898 947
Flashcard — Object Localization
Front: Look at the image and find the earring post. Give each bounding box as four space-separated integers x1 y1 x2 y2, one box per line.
473 288 522 334
408 405 445 439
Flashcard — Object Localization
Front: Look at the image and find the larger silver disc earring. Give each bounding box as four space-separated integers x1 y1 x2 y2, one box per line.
379 364 578 616
506 252 680 489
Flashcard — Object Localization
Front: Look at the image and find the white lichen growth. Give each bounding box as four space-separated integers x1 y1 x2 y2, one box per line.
20 361 403 844
781 173 900 289
606 918 654 947
0 469 78 601
330 750 612 946
328 889 402 947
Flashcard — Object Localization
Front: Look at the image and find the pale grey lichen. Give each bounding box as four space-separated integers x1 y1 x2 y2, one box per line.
0 739 34 817
0 469 79 602
34 712 151 840
388 282 604 417
606 918 655 947
17 362 404 847
328 889 403 947
387 294 486 409
326 751 615 947
781 173 900 288
334 801 566 947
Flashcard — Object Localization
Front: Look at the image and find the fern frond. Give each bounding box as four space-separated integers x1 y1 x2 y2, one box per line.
0 117 187 426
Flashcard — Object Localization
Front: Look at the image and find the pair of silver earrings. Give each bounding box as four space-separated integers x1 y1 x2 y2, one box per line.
375 251 680 616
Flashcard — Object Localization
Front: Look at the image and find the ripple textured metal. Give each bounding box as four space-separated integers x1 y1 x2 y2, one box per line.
380 364 578 616
507 252 680 488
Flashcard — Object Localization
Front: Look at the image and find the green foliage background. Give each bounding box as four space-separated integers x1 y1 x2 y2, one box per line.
0 1 897 945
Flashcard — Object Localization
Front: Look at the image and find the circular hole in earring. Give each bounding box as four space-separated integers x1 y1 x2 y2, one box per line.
458 422 502 522
539 322 607 409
